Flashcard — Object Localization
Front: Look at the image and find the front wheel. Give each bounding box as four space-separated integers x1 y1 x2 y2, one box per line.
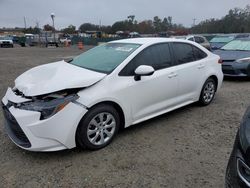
199 78 216 106
76 104 120 150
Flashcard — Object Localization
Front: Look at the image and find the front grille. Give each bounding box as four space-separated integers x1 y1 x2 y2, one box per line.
1 103 31 148
0 43 12 47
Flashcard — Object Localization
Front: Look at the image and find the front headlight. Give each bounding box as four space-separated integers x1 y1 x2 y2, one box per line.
237 159 250 187
236 57 250 63
18 94 79 120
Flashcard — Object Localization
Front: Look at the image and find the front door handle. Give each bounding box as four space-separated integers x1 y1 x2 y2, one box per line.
168 72 177 78
198 64 205 69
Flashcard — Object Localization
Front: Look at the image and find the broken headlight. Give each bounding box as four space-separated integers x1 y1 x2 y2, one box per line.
18 93 79 120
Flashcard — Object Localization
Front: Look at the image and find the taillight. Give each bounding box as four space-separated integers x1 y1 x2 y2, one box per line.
218 59 223 64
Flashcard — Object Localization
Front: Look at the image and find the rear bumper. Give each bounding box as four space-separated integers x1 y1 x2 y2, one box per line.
1 89 88 152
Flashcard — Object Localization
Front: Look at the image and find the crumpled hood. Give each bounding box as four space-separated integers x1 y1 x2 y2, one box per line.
213 50 250 61
15 60 106 97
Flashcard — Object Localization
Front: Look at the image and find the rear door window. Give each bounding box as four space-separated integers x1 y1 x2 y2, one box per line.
172 43 207 65
172 43 196 64
193 46 207 60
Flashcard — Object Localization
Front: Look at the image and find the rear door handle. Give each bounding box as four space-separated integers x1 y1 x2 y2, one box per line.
198 64 205 69
168 72 178 78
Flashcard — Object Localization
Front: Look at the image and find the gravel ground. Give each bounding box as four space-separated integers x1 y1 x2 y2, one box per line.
0 47 250 188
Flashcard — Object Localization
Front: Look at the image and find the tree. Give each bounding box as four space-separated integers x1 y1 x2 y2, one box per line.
100 25 112 34
191 4 250 34
23 27 41 34
43 24 54 31
111 21 129 33
153 16 162 32
127 15 135 24
137 20 154 34
61 25 76 34
79 23 98 32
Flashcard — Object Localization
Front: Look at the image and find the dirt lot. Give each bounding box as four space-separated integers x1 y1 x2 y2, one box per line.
0 47 250 188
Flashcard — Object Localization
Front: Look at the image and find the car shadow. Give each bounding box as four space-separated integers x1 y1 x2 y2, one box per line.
224 76 250 82
118 103 198 135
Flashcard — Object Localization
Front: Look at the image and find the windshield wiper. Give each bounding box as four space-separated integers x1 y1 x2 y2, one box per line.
65 58 73 63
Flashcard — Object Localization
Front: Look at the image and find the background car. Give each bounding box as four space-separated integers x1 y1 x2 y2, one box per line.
173 35 211 50
1 38 223 152
59 34 72 44
225 107 250 188
210 35 235 50
213 38 250 77
0 36 14 48
210 34 250 51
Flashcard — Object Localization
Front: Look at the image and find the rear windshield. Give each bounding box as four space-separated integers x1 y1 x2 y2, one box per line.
70 43 140 73
221 40 250 51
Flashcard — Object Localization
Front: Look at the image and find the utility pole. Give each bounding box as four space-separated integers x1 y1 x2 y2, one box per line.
99 20 101 30
36 21 41 46
24 16 27 29
51 13 56 43
192 18 197 27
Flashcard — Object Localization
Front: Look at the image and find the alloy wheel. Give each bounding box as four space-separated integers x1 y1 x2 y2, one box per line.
203 81 215 103
87 112 116 146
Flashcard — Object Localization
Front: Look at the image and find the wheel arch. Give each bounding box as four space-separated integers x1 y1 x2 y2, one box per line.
74 100 126 149
207 75 218 91
93 101 125 129
78 100 126 130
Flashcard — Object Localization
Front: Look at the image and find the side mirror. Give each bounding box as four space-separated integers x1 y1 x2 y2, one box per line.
134 65 155 81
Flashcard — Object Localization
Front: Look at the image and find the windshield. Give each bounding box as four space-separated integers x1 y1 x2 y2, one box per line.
221 40 250 51
0 36 11 40
70 43 140 73
210 36 234 43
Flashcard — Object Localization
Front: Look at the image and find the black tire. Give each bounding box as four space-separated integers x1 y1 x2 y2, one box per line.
225 132 241 188
198 78 217 106
76 104 120 150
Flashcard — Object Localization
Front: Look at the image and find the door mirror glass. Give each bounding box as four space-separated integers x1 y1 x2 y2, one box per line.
134 65 155 81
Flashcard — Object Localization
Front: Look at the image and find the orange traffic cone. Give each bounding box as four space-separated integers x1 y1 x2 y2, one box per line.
78 42 84 50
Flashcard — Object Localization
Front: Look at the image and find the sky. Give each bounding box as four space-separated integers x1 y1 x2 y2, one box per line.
0 0 249 29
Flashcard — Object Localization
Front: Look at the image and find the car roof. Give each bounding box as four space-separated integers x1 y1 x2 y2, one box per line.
174 35 205 38
110 37 188 45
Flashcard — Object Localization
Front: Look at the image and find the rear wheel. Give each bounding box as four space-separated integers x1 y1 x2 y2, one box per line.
76 104 120 150
199 78 216 106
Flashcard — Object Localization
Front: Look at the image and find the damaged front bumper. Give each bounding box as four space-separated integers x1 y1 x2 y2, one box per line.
1 88 88 152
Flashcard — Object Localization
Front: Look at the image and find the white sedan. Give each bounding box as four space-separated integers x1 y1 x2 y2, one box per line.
1 38 223 151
